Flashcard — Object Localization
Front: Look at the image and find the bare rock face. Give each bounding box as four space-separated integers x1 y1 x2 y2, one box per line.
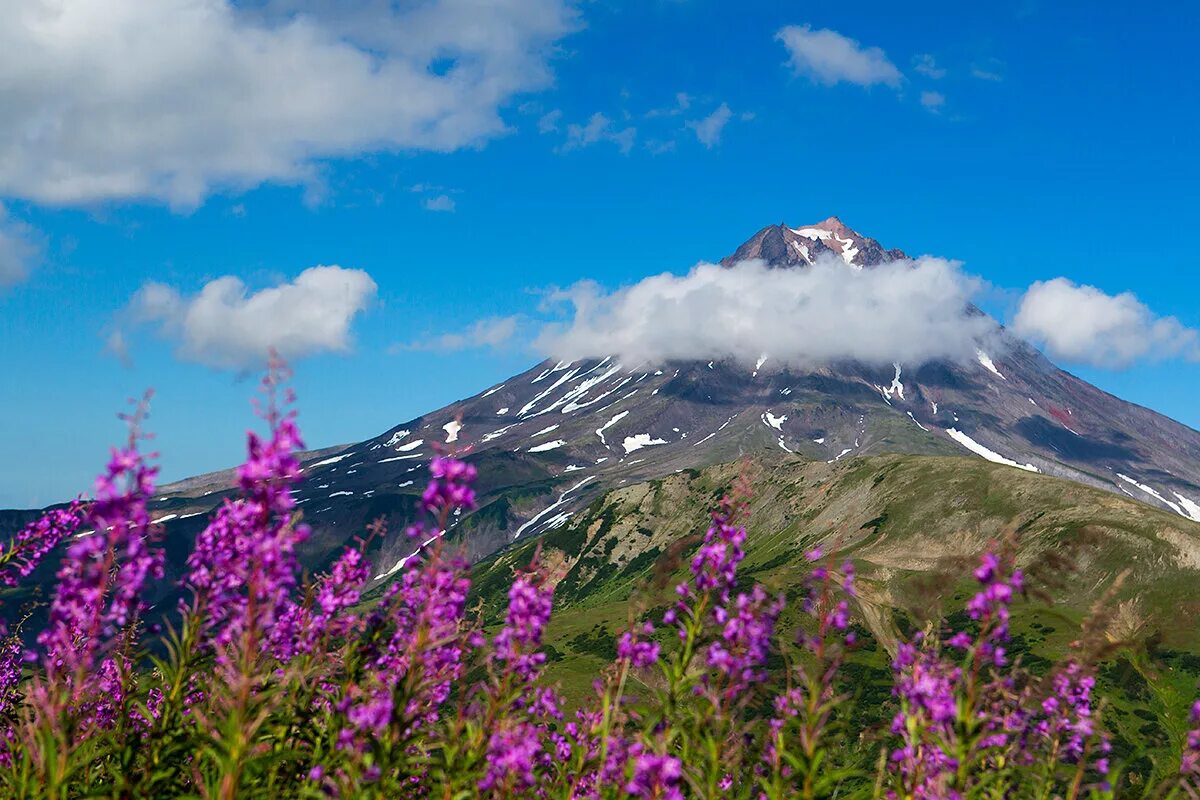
720 217 906 269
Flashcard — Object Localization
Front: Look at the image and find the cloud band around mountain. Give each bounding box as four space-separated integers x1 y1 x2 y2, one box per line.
535 256 998 367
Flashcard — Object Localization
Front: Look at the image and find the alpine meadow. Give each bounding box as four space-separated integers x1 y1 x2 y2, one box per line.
1 1 1199 798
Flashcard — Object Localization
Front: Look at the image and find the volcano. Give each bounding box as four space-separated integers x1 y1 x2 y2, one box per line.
6 216 1199 591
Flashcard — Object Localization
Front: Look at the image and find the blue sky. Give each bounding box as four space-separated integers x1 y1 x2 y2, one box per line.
1 0 1198 507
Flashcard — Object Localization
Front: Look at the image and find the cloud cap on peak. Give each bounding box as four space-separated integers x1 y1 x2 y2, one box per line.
536 255 997 368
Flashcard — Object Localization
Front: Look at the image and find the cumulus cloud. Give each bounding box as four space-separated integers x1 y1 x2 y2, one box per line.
561 113 637 155
776 24 902 88
0 207 40 287
687 103 734 148
424 194 457 212
0 0 578 207
118 266 377 369
920 91 946 112
401 315 520 352
1013 278 1200 367
536 256 998 367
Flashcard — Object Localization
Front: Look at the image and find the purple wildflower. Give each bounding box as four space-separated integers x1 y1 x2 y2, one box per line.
617 622 660 669
492 570 554 683
706 584 784 698
0 503 84 597
37 412 164 724
625 751 684 799
479 722 541 792
184 369 309 657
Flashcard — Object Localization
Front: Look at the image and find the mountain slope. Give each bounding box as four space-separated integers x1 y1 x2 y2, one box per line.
3 216 1198 597
255 215 1198 579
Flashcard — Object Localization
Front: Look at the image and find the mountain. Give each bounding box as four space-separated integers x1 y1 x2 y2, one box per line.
4 216 1200 600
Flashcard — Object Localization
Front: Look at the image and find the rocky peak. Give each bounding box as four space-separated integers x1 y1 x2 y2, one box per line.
720 216 907 270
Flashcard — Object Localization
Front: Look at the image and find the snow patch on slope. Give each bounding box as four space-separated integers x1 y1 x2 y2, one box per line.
976 351 1007 380
384 430 410 447
762 411 787 431
946 428 1038 472
1116 474 1189 518
622 434 667 454
513 476 597 540
596 411 629 446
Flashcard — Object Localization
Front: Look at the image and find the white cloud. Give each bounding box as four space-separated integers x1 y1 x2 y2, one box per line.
120 266 377 368
424 194 457 212
0 207 40 287
775 24 902 88
561 113 637 155
537 109 563 133
0 0 579 207
971 59 1005 82
914 53 946 79
1013 278 1200 367
687 103 734 148
920 91 946 112
402 315 520 352
646 92 692 118
536 255 998 367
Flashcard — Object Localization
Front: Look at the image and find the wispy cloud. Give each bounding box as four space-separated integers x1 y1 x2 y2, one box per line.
971 58 1005 81
423 194 456 212
561 113 637 155
646 92 692 118
399 316 521 353
0 206 40 288
1013 278 1200 367
113 266 377 369
913 53 947 79
776 24 902 88
537 109 563 133
687 103 734 148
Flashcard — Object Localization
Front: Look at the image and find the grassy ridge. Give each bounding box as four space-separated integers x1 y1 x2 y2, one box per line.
470 451 1200 783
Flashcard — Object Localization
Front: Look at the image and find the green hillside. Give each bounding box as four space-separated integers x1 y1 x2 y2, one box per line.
470 451 1200 784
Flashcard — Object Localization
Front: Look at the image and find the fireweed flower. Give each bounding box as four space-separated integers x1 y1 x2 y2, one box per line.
1181 701 1200 776
626 751 685 799
0 503 84 619
273 541 373 660
688 496 747 602
184 371 309 657
889 552 1026 796
422 456 478 514
0 636 22 766
706 584 784 698
617 622 660 669
37 420 164 727
479 721 541 792
492 570 554 684
337 456 476 748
